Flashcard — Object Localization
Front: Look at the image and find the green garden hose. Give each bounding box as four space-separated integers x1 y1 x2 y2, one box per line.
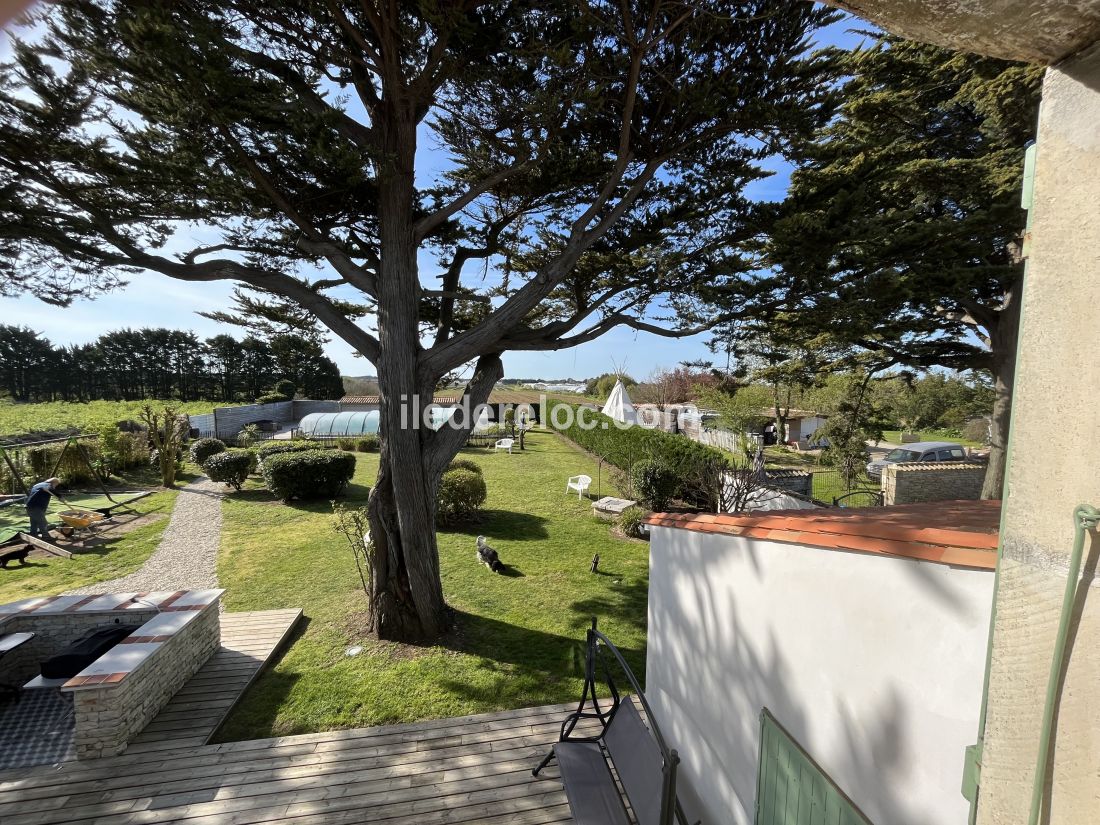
1027 503 1100 825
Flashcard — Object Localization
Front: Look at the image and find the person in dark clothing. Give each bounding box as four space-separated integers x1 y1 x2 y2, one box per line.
25 477 60 538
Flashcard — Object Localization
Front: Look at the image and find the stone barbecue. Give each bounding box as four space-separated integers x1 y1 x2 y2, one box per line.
0 589 222 758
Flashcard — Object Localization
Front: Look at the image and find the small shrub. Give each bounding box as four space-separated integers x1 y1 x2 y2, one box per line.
203 449 253 491
97 426 150 477
189 437 226 466
235 424 261 448
447 458 482 475
631 459 677 511
437 468 487 524
257 392 290 405
337 438 357 452
274 379 297 399
618 505 648 539
356 435 380 453
261 449 357 501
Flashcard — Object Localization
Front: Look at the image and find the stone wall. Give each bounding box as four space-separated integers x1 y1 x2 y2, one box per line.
189 399 341 439
69 605 220 759
883 462 987 506
763 469 813 499
0 610 156 686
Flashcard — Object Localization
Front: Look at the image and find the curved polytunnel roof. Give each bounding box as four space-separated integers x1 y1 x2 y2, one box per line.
298 411 380 437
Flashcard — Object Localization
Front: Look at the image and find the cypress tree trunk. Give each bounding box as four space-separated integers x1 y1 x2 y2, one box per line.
360 110 451 640
981 278 1022 500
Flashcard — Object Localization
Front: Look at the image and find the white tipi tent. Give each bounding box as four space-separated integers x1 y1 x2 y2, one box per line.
601 379 638 425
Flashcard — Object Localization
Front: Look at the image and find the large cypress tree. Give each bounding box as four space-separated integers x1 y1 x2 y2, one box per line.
0 1 838 639
763 36 1042 498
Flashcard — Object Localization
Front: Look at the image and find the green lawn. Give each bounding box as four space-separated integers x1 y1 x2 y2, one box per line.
881 429 983 448
215 431 647 741
0 399 235 439
0 479 187 603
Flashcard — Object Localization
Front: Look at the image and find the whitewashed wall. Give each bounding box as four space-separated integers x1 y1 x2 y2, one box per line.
646 525 994 825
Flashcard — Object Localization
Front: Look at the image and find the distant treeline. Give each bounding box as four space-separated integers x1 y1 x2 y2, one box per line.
0 325 344 403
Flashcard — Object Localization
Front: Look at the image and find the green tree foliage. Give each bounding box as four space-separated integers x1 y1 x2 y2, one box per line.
0 325 343 402
876 371 994 433
762 36 1042 497
0 1 839 640
585 373 638 400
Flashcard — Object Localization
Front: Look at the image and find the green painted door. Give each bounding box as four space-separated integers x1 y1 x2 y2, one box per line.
755 708 875 825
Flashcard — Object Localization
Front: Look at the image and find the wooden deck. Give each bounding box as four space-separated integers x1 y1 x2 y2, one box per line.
0 702 580 825
126 609 303 754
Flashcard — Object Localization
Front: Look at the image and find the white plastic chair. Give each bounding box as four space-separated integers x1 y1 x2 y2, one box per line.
566 474 592 499
495 438 515 454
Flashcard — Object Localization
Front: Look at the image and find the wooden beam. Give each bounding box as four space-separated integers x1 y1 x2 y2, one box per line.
15 532 73 558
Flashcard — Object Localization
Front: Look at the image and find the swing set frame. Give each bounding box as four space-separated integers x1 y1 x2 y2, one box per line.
0 434 153 517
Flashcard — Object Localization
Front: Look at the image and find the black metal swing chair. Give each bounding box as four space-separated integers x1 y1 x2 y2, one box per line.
534 619 699 825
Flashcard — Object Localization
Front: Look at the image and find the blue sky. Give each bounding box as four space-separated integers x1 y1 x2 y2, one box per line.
0 10 872 381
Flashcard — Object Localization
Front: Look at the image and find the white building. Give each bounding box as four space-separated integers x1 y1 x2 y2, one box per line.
644 500 999 825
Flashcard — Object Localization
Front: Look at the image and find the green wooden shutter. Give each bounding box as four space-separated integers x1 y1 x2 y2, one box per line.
755 708 875 825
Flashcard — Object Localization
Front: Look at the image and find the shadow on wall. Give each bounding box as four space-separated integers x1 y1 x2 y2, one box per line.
646 537 937 825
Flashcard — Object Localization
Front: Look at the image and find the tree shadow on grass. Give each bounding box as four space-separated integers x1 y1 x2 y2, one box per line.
443 510 549 541
568 574 649 640
436 609 644 706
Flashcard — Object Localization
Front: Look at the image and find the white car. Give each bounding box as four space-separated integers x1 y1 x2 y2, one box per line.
866 441 969 479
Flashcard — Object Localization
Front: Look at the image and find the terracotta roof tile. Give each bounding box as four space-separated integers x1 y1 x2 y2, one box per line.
645 500 1000 570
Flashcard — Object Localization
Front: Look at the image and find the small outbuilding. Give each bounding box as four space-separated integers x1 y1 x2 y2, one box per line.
644 499 999 825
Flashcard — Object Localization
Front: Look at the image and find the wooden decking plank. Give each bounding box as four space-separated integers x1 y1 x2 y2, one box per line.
125 609 301 750
0 701 587 825
0 702 574 791
0 703 574 790
8 755 559 825
3 727 563 818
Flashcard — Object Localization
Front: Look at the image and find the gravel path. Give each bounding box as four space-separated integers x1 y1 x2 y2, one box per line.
68 477 224 594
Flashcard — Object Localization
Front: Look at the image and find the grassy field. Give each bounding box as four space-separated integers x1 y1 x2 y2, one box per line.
880 429 983 448
0 478 188 603
0 399 235 439
215 431 647 741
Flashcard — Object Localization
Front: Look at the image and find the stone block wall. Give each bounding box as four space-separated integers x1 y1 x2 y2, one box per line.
0 610 156 686
763 469 813 498
70 604 220 759
883 462 987 506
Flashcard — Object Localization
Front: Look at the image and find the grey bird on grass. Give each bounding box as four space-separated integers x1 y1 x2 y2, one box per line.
476 535 505 573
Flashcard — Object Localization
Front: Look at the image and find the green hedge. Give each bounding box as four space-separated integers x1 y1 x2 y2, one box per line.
261 449 356 501
189 437 226 466
203 449 253 490
547 401 729 508
256 441 319 458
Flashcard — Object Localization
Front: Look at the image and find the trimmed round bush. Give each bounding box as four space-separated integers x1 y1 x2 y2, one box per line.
337 438 357 452
437 468 487 524
630 459 677 512
256 441 318 458
203 449 253 491
356 435 380 453
189 437 226 466
447 458 482 475
261 449 357 501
